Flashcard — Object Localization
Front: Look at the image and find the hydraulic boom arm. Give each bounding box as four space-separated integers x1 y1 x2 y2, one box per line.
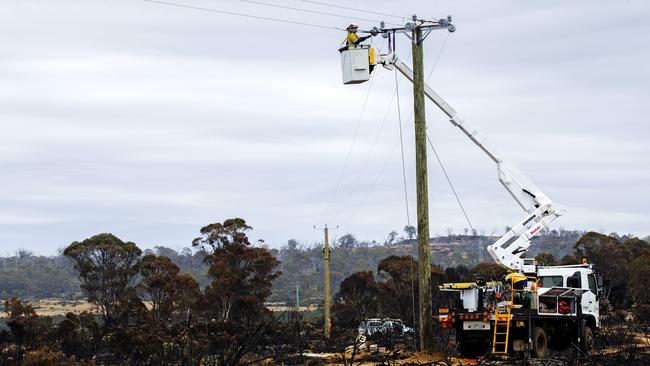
382 55 563 273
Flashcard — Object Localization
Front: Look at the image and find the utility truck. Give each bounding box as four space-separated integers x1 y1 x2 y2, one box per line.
340 18 603 359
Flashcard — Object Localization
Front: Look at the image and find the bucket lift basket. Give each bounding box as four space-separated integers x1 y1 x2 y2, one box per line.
340 44 375 85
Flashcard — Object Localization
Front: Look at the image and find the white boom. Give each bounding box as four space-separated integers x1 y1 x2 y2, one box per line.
380 54 563 273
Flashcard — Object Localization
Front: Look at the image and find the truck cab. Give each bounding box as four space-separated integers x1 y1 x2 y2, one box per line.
537 265 601 328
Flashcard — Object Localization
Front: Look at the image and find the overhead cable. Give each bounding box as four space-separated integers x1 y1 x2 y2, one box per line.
421 32 475 231
343 34 451 225
401 32 472 230
318 73 377 224
336 51 411 223
399 32 451 128
395 66 417 353
294 0 405 20
237 0 401 26
143 0 345 30
333 79 396 220
343 132 402 223
395 69 410 227
426 134 475 232
426 33 450 81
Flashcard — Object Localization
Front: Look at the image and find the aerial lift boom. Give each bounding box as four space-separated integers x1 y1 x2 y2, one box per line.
379 55 563 273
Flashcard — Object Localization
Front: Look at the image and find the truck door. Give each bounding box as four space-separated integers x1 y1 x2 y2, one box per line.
584 273 600 328
567 271 598 327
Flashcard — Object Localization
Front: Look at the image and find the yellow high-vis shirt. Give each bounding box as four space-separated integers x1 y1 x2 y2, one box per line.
346 33 359 46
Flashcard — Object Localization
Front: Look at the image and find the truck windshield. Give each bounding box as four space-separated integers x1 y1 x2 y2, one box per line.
539 276 563 288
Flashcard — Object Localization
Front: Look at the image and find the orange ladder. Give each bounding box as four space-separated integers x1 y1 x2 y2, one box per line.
491 303 512 355
491 277 515 355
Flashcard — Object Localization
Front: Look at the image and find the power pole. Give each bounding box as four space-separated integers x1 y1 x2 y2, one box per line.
315 224 335 339
339 14 454 353
296 284 300 309
412 25 434 354
323 224 332 339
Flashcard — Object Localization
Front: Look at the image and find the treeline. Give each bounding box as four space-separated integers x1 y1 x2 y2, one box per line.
1 218 290 365
0 228 593 302
0 252 78 299
1 223 648 365
330 232 650 329
0 248 205 300
272 228 591 304
325 232 650 365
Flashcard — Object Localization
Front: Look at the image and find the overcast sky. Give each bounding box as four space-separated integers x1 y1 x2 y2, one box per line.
1 0 648 255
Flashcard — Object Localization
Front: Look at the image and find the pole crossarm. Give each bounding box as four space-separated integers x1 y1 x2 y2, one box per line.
359 15 455 44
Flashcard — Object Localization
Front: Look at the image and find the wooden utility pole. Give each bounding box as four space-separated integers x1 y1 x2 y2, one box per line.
296 284 300 308
338 14 454 352
323 225 332 339
412 26 434 353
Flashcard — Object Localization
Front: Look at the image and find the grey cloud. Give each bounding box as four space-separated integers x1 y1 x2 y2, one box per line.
0 0 648 254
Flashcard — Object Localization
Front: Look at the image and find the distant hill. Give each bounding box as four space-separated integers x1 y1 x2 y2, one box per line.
269 228 587 303
0 228 599 302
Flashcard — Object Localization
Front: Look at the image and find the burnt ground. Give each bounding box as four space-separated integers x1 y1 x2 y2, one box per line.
283 326 650 366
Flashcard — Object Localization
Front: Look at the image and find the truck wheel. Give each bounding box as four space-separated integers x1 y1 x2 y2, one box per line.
581 326 594 355
532 327 547 358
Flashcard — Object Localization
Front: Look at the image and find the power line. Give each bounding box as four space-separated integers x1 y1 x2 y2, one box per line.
343 131 402 222
395 66 417 353
395 68 410 227
341 35 452 226
399 32 451 127
347 34 469 233
335 52 412 222
421 32 474 230
143 0 345 30
426 134 475 232
143 0 391 224
412 32 472 230
333 76 396 220
294 0 405 20
426 32 450 81
237 0 401 26
338 51 411 223
319 72 377 224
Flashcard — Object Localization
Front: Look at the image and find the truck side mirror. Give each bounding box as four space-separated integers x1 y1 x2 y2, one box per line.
596 274 605 298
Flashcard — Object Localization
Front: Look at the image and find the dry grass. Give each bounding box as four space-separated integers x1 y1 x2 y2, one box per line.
0 298 97 318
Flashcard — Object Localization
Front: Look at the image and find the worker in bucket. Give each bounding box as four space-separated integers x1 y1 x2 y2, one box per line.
344 23 371 47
